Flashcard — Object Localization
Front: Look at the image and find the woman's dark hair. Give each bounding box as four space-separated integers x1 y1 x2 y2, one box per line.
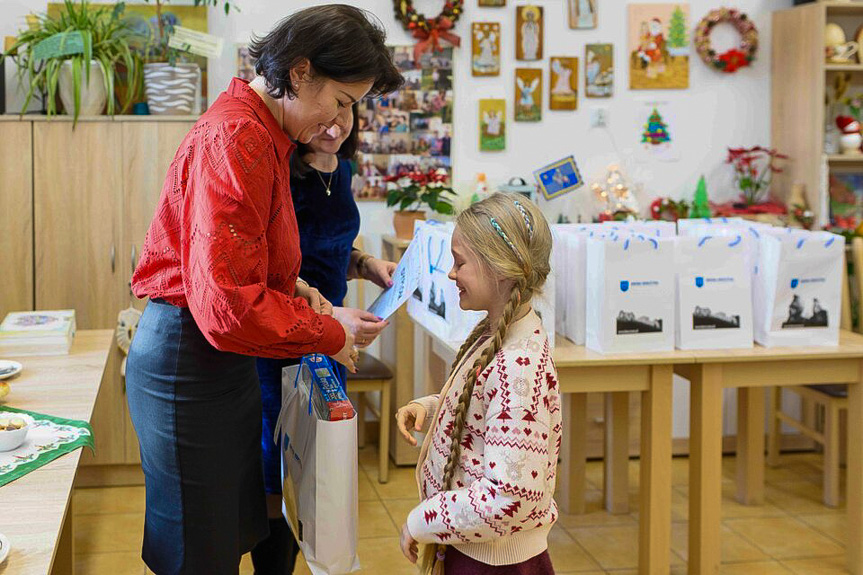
290 103 360 178
249 4 404 100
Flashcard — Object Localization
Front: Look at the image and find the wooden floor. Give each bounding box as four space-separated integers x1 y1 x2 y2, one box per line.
72 446 849 575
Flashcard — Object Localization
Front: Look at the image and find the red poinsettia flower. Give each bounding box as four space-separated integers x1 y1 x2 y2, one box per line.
718 48 749 73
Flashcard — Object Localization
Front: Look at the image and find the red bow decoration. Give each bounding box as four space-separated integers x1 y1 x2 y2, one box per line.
412 17 461 65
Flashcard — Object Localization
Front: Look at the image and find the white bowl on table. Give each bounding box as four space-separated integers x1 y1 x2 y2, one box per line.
0 413 32 452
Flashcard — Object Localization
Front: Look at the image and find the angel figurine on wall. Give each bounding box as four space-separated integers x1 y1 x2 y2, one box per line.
472 22 501 76
517 6 543 60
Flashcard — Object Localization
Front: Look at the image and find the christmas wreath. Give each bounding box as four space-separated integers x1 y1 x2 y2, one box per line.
393 0 463 62
694 8 758 74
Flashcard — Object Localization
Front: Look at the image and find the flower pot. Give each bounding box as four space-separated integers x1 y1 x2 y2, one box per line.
143 63 200 115
58 60 107 117
393 210 426 240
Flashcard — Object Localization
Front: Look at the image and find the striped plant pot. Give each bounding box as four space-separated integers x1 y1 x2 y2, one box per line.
143 63 200 115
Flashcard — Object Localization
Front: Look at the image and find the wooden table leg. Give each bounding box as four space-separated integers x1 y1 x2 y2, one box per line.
639 365 672 575
557 392 587 514
53 494 74 575
379 379 391 484
848 362 863 575
689 364 723 575
604 391 630 514
736 387 765 505
766 387 781 467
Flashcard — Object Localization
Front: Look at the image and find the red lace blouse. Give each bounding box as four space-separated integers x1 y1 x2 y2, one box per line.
132 78 345 358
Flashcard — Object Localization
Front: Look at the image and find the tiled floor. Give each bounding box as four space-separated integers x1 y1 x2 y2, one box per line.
72 447 849 574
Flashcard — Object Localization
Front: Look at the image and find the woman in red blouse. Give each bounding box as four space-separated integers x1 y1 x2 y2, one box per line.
125 6 402 574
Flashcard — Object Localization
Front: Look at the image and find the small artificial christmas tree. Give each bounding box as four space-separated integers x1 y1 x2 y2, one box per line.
668 6 687 50
690 175 711 218
642 108 671 146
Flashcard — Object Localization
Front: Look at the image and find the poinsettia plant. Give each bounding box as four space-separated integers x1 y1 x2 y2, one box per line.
386 168 456 214
726 146 788 205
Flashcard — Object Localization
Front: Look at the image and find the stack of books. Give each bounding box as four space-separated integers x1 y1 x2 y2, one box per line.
0 310 77 356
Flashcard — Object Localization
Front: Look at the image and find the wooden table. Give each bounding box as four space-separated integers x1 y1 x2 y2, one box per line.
413 322 692 574
0 330 113 575
675 331 863 575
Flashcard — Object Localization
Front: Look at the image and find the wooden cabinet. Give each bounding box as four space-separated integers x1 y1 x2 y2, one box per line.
0 120 34 320
6 116 194 475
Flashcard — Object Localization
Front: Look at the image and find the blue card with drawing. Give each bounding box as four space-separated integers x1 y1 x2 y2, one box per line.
533 155 584 200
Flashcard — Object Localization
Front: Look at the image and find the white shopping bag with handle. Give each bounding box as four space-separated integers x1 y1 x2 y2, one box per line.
754 231 844 347
275 356 359 574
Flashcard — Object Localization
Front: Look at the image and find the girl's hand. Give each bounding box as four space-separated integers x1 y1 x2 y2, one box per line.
332 307 389 348
400 523 418 564
396 403 426 446
363 258 397 289
331 324 358 373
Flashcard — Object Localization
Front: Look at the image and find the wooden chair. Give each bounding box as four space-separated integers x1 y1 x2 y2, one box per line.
347 353 393 483
766 236 859 507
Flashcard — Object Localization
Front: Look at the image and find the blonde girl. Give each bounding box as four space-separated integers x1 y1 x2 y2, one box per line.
396 193 561 574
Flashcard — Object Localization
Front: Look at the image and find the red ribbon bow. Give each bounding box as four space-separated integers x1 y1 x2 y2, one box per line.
412 17 461 65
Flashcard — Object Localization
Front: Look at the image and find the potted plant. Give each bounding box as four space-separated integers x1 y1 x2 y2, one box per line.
5 0 143 124
139 0 234 115
386 168 457 239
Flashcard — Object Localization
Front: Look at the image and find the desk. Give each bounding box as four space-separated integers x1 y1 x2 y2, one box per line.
413 322 691 574
676 331 863 575
0 330 113 575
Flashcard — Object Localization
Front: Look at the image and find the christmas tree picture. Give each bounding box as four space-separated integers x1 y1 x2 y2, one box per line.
668 6 687 51
642 108 671 146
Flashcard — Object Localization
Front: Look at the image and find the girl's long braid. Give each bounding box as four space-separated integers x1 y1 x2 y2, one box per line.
421 277 529 575
450 318 489 372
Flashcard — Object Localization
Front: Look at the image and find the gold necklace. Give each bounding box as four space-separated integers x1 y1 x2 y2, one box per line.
316 167 334 196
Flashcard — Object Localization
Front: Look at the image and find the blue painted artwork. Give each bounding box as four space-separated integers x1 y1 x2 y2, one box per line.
533 155 584 200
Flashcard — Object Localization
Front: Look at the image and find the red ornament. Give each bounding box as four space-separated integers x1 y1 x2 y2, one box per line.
718 48 748 73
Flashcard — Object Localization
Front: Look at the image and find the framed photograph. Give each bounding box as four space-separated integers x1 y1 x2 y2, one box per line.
479 99 506 151
352 46 454 201
479 0 506 6
549 57 578 110
533 155 584 200
568 0 597 29
515 68 542 122
628 3 690 90
516 5 543 61
586 43 613 98
472 22 501 77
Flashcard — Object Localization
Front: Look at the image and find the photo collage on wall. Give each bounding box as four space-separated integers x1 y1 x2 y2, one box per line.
352 47 453 201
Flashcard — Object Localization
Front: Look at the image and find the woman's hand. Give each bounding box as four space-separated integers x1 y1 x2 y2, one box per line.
295 281 333 316
396 402 426 446
333 307 389 348
331 323 358 373
362 257 397 290
400 523 418 564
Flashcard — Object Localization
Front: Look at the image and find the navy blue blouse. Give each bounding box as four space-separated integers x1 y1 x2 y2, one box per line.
290 159 360 306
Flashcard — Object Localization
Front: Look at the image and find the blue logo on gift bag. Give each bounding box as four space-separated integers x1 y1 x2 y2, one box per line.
791 278 799 289
620 281 630 292
695 277 704 288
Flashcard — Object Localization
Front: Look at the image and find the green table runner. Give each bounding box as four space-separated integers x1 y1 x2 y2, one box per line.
0 406 93 488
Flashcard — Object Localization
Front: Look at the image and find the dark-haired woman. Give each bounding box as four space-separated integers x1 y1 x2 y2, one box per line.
126 5 403 574
252 103 397 573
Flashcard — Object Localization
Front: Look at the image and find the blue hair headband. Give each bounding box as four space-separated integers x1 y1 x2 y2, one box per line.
513 200 534 240
489 217 525 265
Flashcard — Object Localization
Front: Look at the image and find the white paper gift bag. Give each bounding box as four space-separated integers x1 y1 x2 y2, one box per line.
602 220 678 237
586 235 675 353
675 235 754 349
275 360 360 574
676 216 744 235
551 225 588 344
754 231 844 347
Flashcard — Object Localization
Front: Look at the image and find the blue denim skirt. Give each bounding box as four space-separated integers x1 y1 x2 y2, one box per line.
126 299 268 575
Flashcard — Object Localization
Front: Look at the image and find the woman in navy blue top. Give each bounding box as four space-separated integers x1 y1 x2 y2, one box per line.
252 104 396 574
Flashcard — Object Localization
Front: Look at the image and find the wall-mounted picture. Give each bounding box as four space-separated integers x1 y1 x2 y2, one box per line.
628 3 690 90
586 43 614 98
638 101 679 162
479 0 506 6
533 155 584 200
568 0 597 29
352 46 453 201
549 57 578 110
515 68 542 121
516 5 543 61
479 98 506 151
472 22 501 76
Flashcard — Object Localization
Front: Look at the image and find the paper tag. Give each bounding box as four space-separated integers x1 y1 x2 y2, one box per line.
33 31 84 62
168 26 224 59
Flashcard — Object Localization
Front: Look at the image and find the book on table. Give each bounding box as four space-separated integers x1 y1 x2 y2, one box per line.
0 310 76 356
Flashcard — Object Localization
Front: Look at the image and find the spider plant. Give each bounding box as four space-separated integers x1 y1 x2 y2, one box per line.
142 0 236 65
5 0 143 123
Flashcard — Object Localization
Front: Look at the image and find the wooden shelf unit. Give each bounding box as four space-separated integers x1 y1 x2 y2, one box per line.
772 2 863 225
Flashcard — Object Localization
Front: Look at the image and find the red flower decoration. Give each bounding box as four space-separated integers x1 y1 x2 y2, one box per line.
719 49 749 73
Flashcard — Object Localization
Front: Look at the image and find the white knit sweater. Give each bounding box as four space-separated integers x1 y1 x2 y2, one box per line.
406 311 562 566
